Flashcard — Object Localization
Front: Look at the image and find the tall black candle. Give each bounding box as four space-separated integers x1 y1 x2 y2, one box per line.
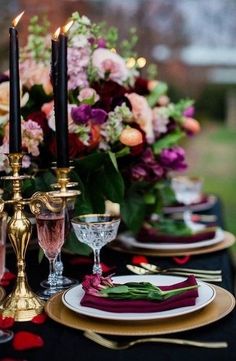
51 28 60 89
9 12 24 153
55 22 73 168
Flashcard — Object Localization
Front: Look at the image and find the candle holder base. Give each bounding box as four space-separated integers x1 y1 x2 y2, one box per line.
0 279 44 321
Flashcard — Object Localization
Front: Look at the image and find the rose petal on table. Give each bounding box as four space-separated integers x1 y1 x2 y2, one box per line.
132 255 149 265
0 279 10 287
101 263 116 273
12 331 44 351
31 312 48 324
172 256 191 265
69 257 93 266
2 272 16 281
0 315 15 329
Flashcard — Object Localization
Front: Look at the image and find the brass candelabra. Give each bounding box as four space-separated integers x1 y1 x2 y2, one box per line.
0 154 79 321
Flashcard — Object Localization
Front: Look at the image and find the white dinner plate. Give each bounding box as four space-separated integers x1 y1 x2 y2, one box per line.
163 194 217 214
117 227 224 250
62 275 216 321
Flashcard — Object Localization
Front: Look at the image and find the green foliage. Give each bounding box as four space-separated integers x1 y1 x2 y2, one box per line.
153 129 185 154
120 27 138 59
147 82 168 107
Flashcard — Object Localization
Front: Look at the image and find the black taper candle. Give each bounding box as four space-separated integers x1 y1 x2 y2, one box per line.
9 25 21 153
55 31 69 168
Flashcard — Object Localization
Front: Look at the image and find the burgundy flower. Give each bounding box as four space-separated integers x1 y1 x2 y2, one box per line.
26 111 50 136
91 108 107 124
71 104 91 124
0 73 9 84
132 77 150 95
160 146 187 171
92 80 127 112
131 165 148 181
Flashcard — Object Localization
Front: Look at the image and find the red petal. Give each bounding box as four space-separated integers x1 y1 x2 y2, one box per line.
132 256 149 265
0 315 15 329
2 272 16 281
172 256 191 265
31 312 48 324
101 263 116 273
0 279 10 287
13 331 44 351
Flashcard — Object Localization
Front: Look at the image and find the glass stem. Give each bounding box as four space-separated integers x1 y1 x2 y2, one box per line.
48 259 57 293
93 248 102 275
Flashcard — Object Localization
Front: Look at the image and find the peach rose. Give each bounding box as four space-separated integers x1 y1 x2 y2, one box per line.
183 117 201 134
0 81 29 125
119 127 143 146
125 92 154 143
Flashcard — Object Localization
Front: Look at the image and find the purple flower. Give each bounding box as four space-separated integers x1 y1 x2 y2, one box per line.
160 146 187 171
141 148 155 164
183 106 195 117
91 108 108 124
131 165 148 181
71 104 91 124
97 38 107 48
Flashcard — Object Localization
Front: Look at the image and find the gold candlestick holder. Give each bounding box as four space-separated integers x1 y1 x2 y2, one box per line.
0 154 67 321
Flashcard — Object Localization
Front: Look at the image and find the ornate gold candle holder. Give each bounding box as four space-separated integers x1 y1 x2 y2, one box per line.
0 154 65 321
50 166 80 200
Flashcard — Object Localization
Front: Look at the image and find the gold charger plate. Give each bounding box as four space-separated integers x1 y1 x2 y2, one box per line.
45 285 235 336
109 231 235 257
0 287 5 302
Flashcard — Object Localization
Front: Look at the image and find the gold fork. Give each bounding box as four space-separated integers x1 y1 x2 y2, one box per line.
126 265 222 282
84 331 228 349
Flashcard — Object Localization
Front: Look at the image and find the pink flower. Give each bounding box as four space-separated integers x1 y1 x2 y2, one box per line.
21 120 44 156
67 47 90 90
125 92 154 143
92 48 129 84
78 88 100 103
19 59 52 94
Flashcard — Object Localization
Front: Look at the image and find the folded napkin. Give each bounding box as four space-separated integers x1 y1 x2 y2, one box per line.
137 226 216 244
170 194 208 207
80 275 198 313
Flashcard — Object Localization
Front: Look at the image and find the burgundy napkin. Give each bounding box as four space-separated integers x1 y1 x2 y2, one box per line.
137 226 216 244
80 275 198 313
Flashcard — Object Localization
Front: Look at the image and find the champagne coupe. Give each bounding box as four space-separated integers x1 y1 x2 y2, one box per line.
0 212 14 343
35 199 65 300
171 176 204 232
71 214 120 275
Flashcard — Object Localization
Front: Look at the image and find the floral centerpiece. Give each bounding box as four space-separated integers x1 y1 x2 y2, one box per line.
0 13 200 254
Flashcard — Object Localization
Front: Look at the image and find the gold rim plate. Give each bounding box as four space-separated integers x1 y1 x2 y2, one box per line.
109 231 235 257
45 285 235 336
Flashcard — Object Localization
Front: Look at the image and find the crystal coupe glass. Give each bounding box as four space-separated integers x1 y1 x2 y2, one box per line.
171 176 204 232
71 214 120 275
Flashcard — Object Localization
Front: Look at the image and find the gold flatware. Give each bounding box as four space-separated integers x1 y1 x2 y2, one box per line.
140 263 222 276
126 265 222 282
84 331 228 349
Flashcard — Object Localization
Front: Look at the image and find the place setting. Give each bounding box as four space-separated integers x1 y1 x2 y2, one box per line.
111 175 235 257
44 212 235 347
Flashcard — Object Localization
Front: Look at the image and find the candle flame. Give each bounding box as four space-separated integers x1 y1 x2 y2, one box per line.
52 27 61 40
62 20 73 34
12 11 25 27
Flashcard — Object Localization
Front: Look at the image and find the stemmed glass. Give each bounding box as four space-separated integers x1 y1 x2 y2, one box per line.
171 176 204 232
0 212 14 343
35 199 65 300
71 214 120 275
40 197 77 290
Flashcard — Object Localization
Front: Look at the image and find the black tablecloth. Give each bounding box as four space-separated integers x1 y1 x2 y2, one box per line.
1 197 236 361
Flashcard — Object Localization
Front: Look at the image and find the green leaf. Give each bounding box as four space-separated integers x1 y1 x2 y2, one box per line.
121 183 147 233
147 82 168 107
153 130 185 154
